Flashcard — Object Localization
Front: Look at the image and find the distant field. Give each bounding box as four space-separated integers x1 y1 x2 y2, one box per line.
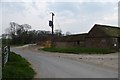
2 52 36 80
42 47 116 54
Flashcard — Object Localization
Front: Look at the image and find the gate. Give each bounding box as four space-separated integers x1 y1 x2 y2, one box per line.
2 45 10 67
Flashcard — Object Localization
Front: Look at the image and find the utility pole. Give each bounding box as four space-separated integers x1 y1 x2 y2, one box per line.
49 12 55 47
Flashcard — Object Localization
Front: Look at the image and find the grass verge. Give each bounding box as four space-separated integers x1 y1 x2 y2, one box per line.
42 47 116 54
2 52 36 80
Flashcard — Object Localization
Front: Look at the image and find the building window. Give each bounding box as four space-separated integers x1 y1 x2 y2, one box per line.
113 38 117 43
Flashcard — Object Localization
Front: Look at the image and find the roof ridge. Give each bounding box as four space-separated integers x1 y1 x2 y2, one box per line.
95 24 120 29
69 33 87 36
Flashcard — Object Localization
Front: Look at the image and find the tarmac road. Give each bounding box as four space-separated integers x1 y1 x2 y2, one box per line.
11 47 118 78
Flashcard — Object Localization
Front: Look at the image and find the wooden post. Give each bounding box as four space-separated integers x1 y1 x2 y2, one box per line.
2 46 4 68
51 13 54 47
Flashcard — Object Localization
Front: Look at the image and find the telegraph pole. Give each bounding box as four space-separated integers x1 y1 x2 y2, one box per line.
49 12 55 47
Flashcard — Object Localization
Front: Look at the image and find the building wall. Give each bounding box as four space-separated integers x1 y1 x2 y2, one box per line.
118 37 120 50
55 42 68 48
85 37 118 49
55 41 85 48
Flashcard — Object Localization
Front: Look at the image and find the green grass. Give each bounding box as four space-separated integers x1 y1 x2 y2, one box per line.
42 47 116 54
2 52 36 80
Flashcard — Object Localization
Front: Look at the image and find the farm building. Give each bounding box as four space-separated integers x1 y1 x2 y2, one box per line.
85 24 120 49
36 24 120 49
54 33 87 48
54 24 120 49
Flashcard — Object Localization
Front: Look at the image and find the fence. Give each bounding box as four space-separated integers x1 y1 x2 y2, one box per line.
2 45 10 67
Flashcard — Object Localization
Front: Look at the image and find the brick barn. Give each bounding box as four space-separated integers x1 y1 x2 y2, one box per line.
85 24 120 49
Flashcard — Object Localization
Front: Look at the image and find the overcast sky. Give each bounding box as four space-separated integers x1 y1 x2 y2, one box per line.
1 0 118 35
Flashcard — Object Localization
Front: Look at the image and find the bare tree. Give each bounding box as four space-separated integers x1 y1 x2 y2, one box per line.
55 29 62 36
65 31 71 36
21 24 31 31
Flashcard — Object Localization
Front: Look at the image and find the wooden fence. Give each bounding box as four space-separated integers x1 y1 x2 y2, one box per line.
2 45 10 67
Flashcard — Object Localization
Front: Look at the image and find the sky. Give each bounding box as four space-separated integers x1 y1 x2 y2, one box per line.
0 0 119 35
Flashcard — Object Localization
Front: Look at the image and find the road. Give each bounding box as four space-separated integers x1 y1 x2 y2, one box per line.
11 47 118 78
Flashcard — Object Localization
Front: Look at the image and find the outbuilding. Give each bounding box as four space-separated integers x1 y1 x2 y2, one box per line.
85 24 120 49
